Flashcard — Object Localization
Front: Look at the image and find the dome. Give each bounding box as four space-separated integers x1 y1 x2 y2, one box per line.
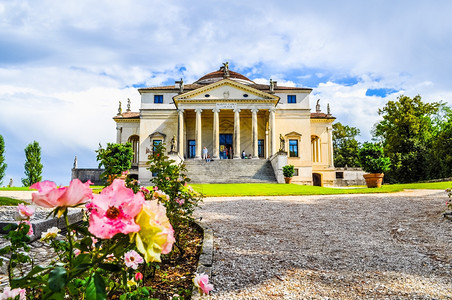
195 68 255 85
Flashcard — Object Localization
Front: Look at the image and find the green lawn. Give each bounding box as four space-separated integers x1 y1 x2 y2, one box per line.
190 181 452 197
0 187 35 191
0 197 26 205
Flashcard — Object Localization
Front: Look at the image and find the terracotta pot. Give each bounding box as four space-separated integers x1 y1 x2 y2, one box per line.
284 177 292 184
363 173 384 188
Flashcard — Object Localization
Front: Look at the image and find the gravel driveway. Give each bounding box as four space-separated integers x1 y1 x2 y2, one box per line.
194 190 452 299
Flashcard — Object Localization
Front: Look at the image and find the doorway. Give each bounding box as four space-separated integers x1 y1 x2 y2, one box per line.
188 140 196 158
312 173 322 186
219 134 233 159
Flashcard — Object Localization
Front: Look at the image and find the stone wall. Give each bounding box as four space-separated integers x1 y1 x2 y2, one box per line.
71 168 104 185
334 167 366 186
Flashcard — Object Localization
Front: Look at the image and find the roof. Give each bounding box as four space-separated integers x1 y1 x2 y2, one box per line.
310 112 336 120
113 112 140 120
195 70 254 84
138 65 312 93
139 83 312 93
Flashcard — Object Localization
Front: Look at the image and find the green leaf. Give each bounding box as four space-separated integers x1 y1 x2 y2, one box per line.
85 273 107 300
48 266 67 292
11 265 50 288
98 263 122 272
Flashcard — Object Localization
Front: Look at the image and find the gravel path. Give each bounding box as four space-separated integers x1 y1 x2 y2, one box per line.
194 190 452 299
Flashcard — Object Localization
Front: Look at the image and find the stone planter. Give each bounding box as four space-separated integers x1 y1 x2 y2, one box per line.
363 173 384 188
284 177 292 184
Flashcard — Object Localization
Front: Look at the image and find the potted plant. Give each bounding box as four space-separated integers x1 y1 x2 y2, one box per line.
358 142 391 188
282 164 295 184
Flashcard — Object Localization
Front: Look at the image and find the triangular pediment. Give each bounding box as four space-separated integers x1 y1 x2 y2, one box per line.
173 79 279 105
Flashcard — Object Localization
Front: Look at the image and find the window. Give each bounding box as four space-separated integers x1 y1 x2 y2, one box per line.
289 139 298 157
154 95 163 103
128 135 139 165
336 172 344 179
287 95 296 104
152 140 162 153
293 168 299 176
258 139 264 157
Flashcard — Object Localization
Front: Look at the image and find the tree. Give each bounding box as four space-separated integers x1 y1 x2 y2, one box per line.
332 122 361 167
373 95 440 183
429 105 452 178
22 141 43 186
0 135 6 185
96 142 133 184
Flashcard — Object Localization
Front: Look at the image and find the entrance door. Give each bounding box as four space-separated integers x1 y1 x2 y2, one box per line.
219 134 233 159
188 140 196 158
313 173 322 186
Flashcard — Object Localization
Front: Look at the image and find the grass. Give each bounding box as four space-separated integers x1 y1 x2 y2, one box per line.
0 187 35 191
190 181 452 197
0 197 26 205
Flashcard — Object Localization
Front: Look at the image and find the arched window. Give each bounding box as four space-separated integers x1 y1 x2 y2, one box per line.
311 136 321 163
128 135 139 165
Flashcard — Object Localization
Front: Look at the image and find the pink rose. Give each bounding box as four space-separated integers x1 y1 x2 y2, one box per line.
31 179 93 208
87 179 144 239
193 273 213 295
17 203 35 219
135 272 143 281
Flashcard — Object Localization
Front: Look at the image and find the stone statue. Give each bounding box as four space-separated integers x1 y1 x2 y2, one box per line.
73 156 78 169
221 62 230 78
279 134 285 152
117 100 122 115
8 178 13 188
170 135 176 152
327 103 331 115
179 78 184 93
270 79 274 92
316 99 321 113
126 98 131 112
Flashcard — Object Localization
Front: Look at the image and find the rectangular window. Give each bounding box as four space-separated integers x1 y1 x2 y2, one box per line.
293 168 299 176
258 139 264 157
289 139 298 157
152 140 162 152
336 172 344 179
154 95 163 103
287 95 296 104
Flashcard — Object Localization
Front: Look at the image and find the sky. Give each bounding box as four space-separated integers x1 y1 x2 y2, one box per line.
1 0 452 186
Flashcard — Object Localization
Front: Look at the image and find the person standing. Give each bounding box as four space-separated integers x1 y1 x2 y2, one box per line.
202 147 208 160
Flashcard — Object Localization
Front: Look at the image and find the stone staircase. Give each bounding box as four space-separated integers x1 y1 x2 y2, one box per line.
183 158 277 184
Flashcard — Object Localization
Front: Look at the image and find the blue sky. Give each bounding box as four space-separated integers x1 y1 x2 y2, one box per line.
1 0 452 186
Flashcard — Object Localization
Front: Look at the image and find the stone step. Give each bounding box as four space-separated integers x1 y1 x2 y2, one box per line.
183 159 277 184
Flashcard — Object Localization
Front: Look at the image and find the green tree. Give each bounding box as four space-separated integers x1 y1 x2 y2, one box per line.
0 135 6 185
22 141 43 186
96 142 133 184
373 95 440 183
332 122 361 167
429 105 452 178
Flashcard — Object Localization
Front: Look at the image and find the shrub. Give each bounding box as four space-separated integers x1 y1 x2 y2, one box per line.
282 165 295 178
358 142 391 173
96 142 133 184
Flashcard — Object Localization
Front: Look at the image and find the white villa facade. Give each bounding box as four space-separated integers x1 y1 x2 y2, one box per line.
114 64 336 186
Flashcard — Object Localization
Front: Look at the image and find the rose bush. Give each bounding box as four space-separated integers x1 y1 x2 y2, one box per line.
0 143 212 298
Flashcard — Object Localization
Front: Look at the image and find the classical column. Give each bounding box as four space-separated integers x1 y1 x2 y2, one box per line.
251 108 259 159
269 108 276 156
327 126 334 167
212 108 220 159
233 108 241 159
116 126 122 143
177 109 184 158
195 109 202 159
